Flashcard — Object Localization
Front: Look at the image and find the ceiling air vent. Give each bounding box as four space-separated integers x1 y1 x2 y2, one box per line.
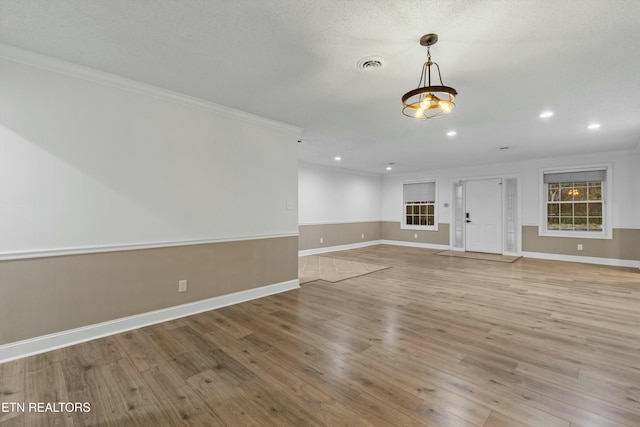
357 56 386 71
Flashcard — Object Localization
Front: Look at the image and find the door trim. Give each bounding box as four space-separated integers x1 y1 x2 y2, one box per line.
450 174 522 256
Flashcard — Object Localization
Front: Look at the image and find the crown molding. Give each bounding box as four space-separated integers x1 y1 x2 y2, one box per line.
0 43 302 135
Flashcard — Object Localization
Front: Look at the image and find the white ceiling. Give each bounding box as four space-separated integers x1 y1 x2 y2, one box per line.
1 0 639 174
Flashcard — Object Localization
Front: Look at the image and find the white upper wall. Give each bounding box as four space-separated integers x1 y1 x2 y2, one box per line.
298 162 382 225
0 53 300 257
298 150 639 229
382 150 640 228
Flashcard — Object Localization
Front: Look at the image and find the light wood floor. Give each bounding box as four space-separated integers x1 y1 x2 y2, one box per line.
1 245 639 426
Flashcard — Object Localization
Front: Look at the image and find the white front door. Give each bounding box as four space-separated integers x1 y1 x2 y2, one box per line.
465 178 503 253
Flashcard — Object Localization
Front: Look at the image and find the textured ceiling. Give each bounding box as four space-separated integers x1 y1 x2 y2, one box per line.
1 0 639 174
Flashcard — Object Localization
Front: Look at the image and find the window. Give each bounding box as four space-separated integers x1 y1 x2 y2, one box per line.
402 181 437 230
540 167 611 239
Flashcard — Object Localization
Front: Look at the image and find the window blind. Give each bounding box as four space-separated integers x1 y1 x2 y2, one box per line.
543 169 606 184
403 182 435 203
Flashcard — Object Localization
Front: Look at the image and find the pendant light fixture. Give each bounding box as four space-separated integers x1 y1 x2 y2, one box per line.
402 34 457 120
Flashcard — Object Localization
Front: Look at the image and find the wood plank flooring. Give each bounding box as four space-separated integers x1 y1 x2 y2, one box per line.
1 244 639 426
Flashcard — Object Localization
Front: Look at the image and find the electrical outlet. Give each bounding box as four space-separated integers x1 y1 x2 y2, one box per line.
414 233 418 239
577 244 583 251
361 234 365 239
178 280 187 292
320 237 323 243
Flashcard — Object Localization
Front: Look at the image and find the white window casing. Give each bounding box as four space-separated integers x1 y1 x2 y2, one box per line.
402 180 438 231
539 165 612 239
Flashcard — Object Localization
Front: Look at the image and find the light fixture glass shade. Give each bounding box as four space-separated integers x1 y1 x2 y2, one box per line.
402 34 457 120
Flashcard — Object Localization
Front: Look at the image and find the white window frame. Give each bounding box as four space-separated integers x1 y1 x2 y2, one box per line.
401 179 438 231
538 164 612 239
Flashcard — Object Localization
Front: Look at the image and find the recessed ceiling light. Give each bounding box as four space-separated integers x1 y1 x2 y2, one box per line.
386 166 392 171
539 111 554 118
447 130 457 136
334 156 341 161
588 123 601 130
386 162 395 171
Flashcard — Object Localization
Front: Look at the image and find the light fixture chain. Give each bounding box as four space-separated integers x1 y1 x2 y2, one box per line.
401 33 457 120
418 62 427 88
434 62 445 85
426 46 432 86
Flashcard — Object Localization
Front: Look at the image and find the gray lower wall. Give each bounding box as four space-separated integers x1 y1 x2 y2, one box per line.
299 221 450 251
298 222 382 251
13 223 630 345
381 222 450 246
0 236 298 345
522 226 640 261
299 221 638 263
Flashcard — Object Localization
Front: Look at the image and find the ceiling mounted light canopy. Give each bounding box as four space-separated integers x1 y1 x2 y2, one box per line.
402 34 457 120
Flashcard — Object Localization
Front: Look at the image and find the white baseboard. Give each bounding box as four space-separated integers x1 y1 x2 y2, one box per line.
298 240 450 256
503 252 521 257
522 252 639 269
0 279 299 364
380 240 451 251
299 240 382 256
